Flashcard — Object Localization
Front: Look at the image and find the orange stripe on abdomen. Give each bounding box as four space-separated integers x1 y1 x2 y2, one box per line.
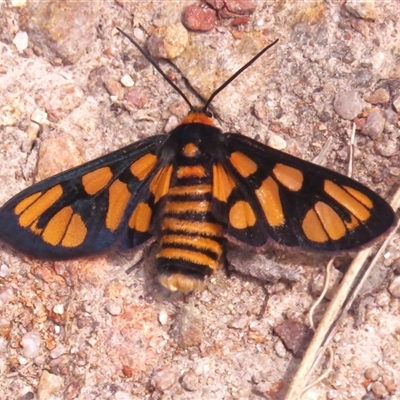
157 182 224 275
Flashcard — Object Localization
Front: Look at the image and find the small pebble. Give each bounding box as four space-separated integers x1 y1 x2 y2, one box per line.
21 331 41 358
164 115 179 133
53 304 64 315
18 356 29 365
147 23 189 59
105 301 122 316
225 0 258 15
365 366 381 381
375 139 397 157
37 371 64 400
158 310 169 326
12 0 27 6
180 369 200 392
274 340 286 358
274 319 314 357
388 276 400 298
361 111 385 139
104 78 124 99
366 88 390 104
120 74 134 88
133 27 145 42
345 0 377 20
333 90 363 120
205 0 224 10
50 344 67 359
371 381 389 398
113 391 133 400
13 31 29 52
382 377 396 394
31 109 48 125
0 287 14 309
152 367 177 393
26 122 41 140
268 134 287 150
382 108 398 124
182 4 217 32
389 167 400 177
0 264 10 278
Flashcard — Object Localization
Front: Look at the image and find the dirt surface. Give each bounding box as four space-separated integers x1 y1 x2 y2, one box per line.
0 1 399 399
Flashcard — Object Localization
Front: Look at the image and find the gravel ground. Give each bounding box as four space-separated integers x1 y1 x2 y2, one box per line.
0 1 399 400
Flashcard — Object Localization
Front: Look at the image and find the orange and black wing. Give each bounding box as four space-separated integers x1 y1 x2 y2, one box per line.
0 135 167 259
214 133 395 251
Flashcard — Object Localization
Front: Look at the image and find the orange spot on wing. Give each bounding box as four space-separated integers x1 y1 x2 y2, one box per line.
212 163 236 202
229 200 256 229
62 213 87 247
150 165 173 202
128 202 152 232
324 181 371 221
15 192 42 215
273 164 303 191
106 180 131 231
229 151 257 177
82 167 113 195
345 213 360 230
130 153 157 180
18 185 63 228
343 185 373 209
255 177 284 226
42 206 73 245
302 208 329 243
315 201 346 240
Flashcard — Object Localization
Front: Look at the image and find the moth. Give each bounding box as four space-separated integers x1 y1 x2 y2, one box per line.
0 29 395 292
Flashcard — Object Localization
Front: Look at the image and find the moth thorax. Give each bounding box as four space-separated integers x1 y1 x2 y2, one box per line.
158 273 205 293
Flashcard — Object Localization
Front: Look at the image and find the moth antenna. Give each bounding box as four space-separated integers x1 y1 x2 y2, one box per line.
202 39 279 113
117 27 194 111
117 27 278 115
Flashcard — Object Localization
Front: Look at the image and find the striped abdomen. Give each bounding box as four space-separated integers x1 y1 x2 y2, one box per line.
156 162 224 292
